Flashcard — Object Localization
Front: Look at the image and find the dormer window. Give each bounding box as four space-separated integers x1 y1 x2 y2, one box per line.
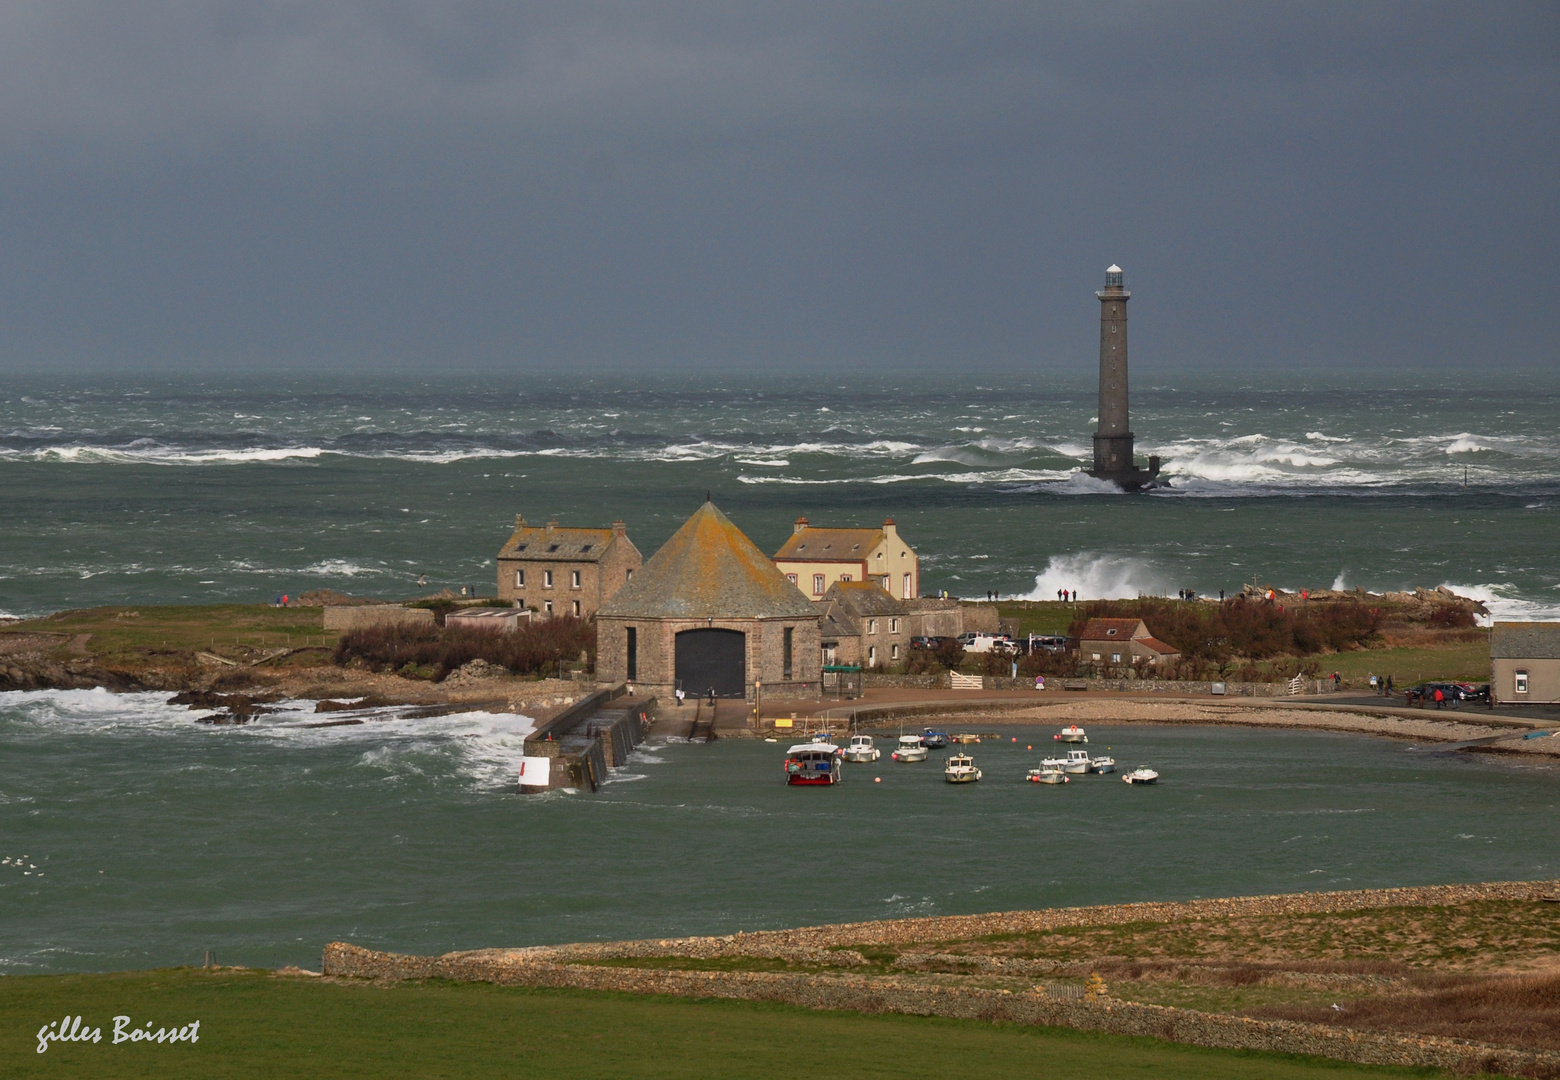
1106 628 1118 636
515 544 528 552
547 544 560 552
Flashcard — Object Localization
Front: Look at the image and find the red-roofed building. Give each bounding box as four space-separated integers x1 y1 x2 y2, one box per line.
1077 618 1180 669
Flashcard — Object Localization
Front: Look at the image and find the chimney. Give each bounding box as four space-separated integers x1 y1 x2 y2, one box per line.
514 514 526 528
882 518 897 537
546 518 559 532
794 516 809 534
612 519 627 537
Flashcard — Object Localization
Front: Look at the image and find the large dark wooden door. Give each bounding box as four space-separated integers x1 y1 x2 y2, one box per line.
675 629 746 697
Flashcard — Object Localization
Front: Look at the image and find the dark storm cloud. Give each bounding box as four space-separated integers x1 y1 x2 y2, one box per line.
0 3 1555 372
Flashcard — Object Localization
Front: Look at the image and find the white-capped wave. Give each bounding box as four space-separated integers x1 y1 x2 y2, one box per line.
0 445 326 466
299 559 389 578
0 690 540 791
1441 583 1560 626
1020 552 1167 602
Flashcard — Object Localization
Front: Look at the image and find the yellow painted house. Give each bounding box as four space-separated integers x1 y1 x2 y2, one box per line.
773 517 919 602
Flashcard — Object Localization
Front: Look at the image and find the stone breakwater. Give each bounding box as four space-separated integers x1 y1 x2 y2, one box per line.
322 881 1560 1077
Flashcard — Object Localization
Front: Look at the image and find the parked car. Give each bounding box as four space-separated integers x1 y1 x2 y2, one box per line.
910 636 952 649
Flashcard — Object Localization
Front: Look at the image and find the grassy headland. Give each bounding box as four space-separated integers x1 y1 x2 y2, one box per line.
3 966 1467 1080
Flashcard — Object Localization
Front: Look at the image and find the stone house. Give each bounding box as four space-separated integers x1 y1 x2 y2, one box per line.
1077 618 1180 669
596 501 821 699
814 581 914 669
496 515 642 619
773 518 920 601
1491 622 1560 704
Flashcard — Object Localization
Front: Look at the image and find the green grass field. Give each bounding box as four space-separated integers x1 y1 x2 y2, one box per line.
2 605 337 664
2 967 1462 1079
1318 641 1490 684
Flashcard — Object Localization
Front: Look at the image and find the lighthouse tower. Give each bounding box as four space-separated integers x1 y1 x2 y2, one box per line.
1087 264 1162 489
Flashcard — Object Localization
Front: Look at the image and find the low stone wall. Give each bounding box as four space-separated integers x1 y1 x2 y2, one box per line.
860 674 1322 695
322 606 435 632
322 928 1560 1076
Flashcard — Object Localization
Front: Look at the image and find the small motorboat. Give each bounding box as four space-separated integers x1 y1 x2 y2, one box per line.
784 744 844 785
1062 749 1092 775
891 734 928 762
1055 726 1088 744
842 734 880 762
1090 756 1116 774
944 753 982 783
1028 768 1068 784
952 733 980 744
1122 768 1159 785
921 729 950 749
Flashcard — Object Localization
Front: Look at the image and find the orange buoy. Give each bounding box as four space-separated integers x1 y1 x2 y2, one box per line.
873 777 881 783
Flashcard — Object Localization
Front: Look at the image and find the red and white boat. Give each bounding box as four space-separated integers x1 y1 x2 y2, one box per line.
1054 725 1088 744
784 743 843 785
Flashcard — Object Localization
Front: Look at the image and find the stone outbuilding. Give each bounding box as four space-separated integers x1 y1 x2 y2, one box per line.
596 501 821 699
496 515 642 619
1077 618 1180 669
1491 622 1560 704
814 581 912 669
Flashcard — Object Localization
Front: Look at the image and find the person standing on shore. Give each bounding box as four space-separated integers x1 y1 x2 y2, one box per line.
1434 687 1445 709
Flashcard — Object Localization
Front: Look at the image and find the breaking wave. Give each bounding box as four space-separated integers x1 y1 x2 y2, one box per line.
1020 552 1168 602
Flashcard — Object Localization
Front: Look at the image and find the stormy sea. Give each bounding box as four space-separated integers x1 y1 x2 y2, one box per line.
2 371 1558 620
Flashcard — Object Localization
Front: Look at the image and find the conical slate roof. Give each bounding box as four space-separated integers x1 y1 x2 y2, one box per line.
598 501 817 620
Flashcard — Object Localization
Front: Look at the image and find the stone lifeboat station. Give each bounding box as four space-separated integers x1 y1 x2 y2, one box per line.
596 500 822 701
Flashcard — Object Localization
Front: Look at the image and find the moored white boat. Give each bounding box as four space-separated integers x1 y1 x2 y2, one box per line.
1062 749 1092 774
1028 767 1068 784
1122 767 1159 785
784 744 843 785
891 734 928 762
952 732 980 744
1055 726 1088 743
842 734 880 762
944 753 982 783
1090 756 1116 774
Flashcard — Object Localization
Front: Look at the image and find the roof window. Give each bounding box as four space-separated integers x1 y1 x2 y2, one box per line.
547 544 560 552
580 544 592 553
1106 628 1118 636
515 544 528 552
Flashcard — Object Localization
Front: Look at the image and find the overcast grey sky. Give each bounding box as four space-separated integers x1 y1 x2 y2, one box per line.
0 3 1555 374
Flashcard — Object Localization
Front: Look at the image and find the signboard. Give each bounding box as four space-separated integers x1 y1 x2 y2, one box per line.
518 756 552 786
774 717 793 729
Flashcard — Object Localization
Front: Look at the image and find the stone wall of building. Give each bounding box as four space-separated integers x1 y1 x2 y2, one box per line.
598 616 821 698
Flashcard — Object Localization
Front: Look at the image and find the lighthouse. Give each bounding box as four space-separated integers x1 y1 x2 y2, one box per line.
1087 264 1163 490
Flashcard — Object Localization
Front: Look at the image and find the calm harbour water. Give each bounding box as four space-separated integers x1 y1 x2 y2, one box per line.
1 691 1556 973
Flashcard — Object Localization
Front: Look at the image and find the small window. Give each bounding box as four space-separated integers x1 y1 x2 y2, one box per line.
626 568 633 581
543 570 553 588
889 618 899 633
868 645 877 665
1111 653 1122 663
580 544 592 553
1515 670 1530 695
515 544 527 552
570 570 581 589
572 600 581 616
544 600 553 614
515 569 525 587
891 644 899 660
786 573 797 585
840 574 851 582
1106 628 1118 636
813 574 825 594
868 619 878 635
877 552 883 559
547 544 560 552
902 572 912 599
1091 652 1102 661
